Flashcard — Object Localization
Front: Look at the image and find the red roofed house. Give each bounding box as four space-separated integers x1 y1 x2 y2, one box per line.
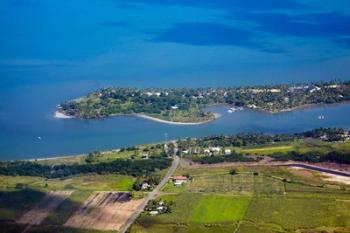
173 176 188 186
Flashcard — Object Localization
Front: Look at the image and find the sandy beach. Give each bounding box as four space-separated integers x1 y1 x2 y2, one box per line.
135 113 221 125
54 111 74 119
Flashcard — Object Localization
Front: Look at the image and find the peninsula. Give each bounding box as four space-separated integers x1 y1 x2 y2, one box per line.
57 81 350 123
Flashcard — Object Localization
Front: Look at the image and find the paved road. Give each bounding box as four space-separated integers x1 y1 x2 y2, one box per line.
284 163 350 177
119 155 180 233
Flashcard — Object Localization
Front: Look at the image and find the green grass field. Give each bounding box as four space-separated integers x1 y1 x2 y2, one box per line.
131 193 249 233
236 139 350 156
133 164 350 233
242 196 350 233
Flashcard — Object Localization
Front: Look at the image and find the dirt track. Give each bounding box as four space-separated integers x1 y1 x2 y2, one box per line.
64 191 144 231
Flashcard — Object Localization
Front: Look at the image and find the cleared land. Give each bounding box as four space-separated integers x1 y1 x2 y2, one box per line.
132 193 249 233
17 191 73 225
0 173 137 233
65 191 144 231
0 173 134 192
132 164 350 233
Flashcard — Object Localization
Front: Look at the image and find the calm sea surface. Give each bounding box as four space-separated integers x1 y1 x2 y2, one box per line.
0 81 349 160
1 0 350 159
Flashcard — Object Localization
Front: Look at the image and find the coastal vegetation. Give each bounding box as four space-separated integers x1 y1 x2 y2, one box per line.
0 157 171 178
177 127 350 164
58 81 350 123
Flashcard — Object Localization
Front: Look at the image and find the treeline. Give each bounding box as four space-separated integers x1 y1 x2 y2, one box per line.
178 127 348 150
299 128 347 141
272 151 350 164
0 157 171 178
178 133 296 149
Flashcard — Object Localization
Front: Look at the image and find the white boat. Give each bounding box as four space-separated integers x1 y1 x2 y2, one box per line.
318 115 325 120
228 107 243 113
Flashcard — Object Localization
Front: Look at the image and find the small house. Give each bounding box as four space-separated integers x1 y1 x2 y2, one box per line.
141 153 149 160
141 182 151 190
173 176 188 186
225 149 231 155
182 150 189 155
210 147 221 153
204 149 210 154
149 211 159 216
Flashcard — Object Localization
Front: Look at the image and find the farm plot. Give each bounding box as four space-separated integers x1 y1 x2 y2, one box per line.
131 193 250 233
64 191 144 231
17 190 73 225
164 171 284 195
240 196 350 233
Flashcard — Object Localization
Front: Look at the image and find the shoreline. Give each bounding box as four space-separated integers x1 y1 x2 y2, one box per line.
253 101 350 115
134 113 221 125
27 154 85 162
54 101 350 122
54 111 74 119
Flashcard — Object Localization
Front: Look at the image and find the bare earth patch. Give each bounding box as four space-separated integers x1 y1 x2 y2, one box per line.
289 166 315 178
64 191 144 231
321 173 350 185
17 190 73 225
289 166 350 185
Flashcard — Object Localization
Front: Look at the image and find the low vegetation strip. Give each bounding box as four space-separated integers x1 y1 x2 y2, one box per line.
64 191 144 231
17 191 73 225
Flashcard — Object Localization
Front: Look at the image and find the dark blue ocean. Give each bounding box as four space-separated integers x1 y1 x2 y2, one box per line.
1 0 350 159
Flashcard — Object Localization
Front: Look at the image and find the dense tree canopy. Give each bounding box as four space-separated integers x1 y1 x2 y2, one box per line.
59 81 350 122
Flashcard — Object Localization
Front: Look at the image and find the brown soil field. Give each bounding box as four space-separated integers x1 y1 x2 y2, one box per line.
64 191 144 231
17 190 73 225
289 166 315 178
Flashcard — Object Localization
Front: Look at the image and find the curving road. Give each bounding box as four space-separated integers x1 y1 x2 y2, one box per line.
284 163 350 177
119 154 180 233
